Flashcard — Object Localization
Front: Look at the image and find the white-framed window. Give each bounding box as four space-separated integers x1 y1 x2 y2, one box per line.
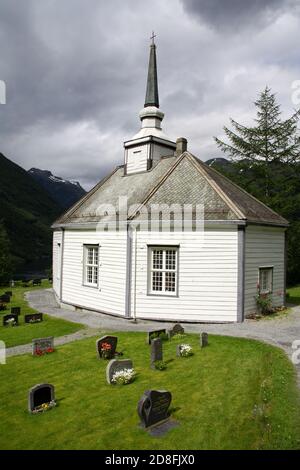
148 246 178 296
259 267 273 294
84 245 99 287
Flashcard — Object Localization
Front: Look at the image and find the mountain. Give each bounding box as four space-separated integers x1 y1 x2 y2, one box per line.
205 157 231 168
28 168 86 209
0 153 63 275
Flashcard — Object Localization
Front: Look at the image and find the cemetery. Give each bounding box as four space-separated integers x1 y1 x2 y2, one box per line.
1 321 300 449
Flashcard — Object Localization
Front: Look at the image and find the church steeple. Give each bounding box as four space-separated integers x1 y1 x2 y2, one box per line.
144 34 159 108
123 34 176 175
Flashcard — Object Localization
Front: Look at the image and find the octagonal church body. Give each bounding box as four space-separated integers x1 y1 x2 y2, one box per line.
52 40 288 323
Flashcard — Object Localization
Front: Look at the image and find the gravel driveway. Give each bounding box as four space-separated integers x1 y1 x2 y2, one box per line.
6 289 300 387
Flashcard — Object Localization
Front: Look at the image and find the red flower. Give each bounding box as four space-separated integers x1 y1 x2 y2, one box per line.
101 342 112 351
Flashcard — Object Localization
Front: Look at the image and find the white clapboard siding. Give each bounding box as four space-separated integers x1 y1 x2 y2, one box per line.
244 226 285 316
61 230 127 316
130 228 238 322
52 230 62 297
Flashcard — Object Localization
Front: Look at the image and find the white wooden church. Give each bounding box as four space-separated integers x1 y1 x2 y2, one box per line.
52 40 288 323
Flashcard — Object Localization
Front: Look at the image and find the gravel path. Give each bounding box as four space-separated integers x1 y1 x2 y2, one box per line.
6 289 300 387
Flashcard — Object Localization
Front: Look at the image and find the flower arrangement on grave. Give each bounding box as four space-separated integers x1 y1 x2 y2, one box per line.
34 347 54 356
100 342 113 359
6 318 16 327
153 360 167 371
32 400 56 414
111 368 136 385
179 344 193 357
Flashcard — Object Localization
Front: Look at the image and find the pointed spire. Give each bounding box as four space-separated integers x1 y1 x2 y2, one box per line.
144 33 159 108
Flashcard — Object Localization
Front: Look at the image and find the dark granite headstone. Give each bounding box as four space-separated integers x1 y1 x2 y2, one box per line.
147 329 167 344
25 313 43 324
137 390 172 428
32 336 54 356
200 332 208 348
0 294 10 303
0 303 6 311
106 359 133 384
28 383 55 413
96 335 118 359
11 307 21 315
5 291 12 297
168 323 185 338
151 338 162 369
3 314 18 326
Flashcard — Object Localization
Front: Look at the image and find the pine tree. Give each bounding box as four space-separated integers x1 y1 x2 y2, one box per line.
215 87 300 201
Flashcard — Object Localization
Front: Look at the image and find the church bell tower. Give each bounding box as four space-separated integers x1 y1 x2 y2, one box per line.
124 34 176 175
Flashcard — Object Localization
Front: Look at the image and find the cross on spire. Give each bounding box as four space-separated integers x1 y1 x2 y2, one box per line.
150 31 156 45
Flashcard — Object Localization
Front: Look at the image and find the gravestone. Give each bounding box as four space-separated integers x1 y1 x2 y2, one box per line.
0 294 10 303
147 329 167 345
28 383 55 413
0 303 6 311
137 390 172 428
11 307 21 315
168 323 185 338
96 335 118 359
32 336 54 356
5 291 12 297
200 332 208 348
3 314 18 326
150 338 162 369
106 359 133 384
25 313 43 324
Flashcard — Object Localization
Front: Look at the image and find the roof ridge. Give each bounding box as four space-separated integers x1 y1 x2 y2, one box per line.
192 155 288 224
185 152 246 219
128 153 186 220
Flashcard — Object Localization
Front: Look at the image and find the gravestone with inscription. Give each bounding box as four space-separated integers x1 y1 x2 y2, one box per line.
3 314 18 326
11 307 21 315
137 390 172 428
147 329 167 344
168 323 185 338
28 383 55 413
96 335 118 359
25 313 43 324
150 338 163 369
200 332 208 348
106 359 133 384
32 336 54 356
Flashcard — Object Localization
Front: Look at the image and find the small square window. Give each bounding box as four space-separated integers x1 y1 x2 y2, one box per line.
259 267 273 294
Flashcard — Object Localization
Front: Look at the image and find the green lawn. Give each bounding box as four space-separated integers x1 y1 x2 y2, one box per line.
287 285 300 306
0 332 299 450
0 281 82 347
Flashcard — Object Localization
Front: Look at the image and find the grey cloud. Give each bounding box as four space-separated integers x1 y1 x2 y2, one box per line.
0 0 300 189
180 0 295 30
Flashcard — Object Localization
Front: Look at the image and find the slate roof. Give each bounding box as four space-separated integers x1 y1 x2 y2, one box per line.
53 152 288 228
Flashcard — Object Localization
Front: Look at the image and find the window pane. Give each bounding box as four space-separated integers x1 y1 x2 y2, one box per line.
87 266 93 283
166 250 176 270
87 248 93 265
165 272 176 292
153 250 163 270
93 266 98 285
152 271 163 291
93 248 98 265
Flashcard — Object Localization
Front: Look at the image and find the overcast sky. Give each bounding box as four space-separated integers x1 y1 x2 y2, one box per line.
0 0 300 189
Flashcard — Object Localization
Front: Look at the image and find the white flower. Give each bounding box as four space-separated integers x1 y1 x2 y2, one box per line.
180 344 193 357
111 368 135 385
